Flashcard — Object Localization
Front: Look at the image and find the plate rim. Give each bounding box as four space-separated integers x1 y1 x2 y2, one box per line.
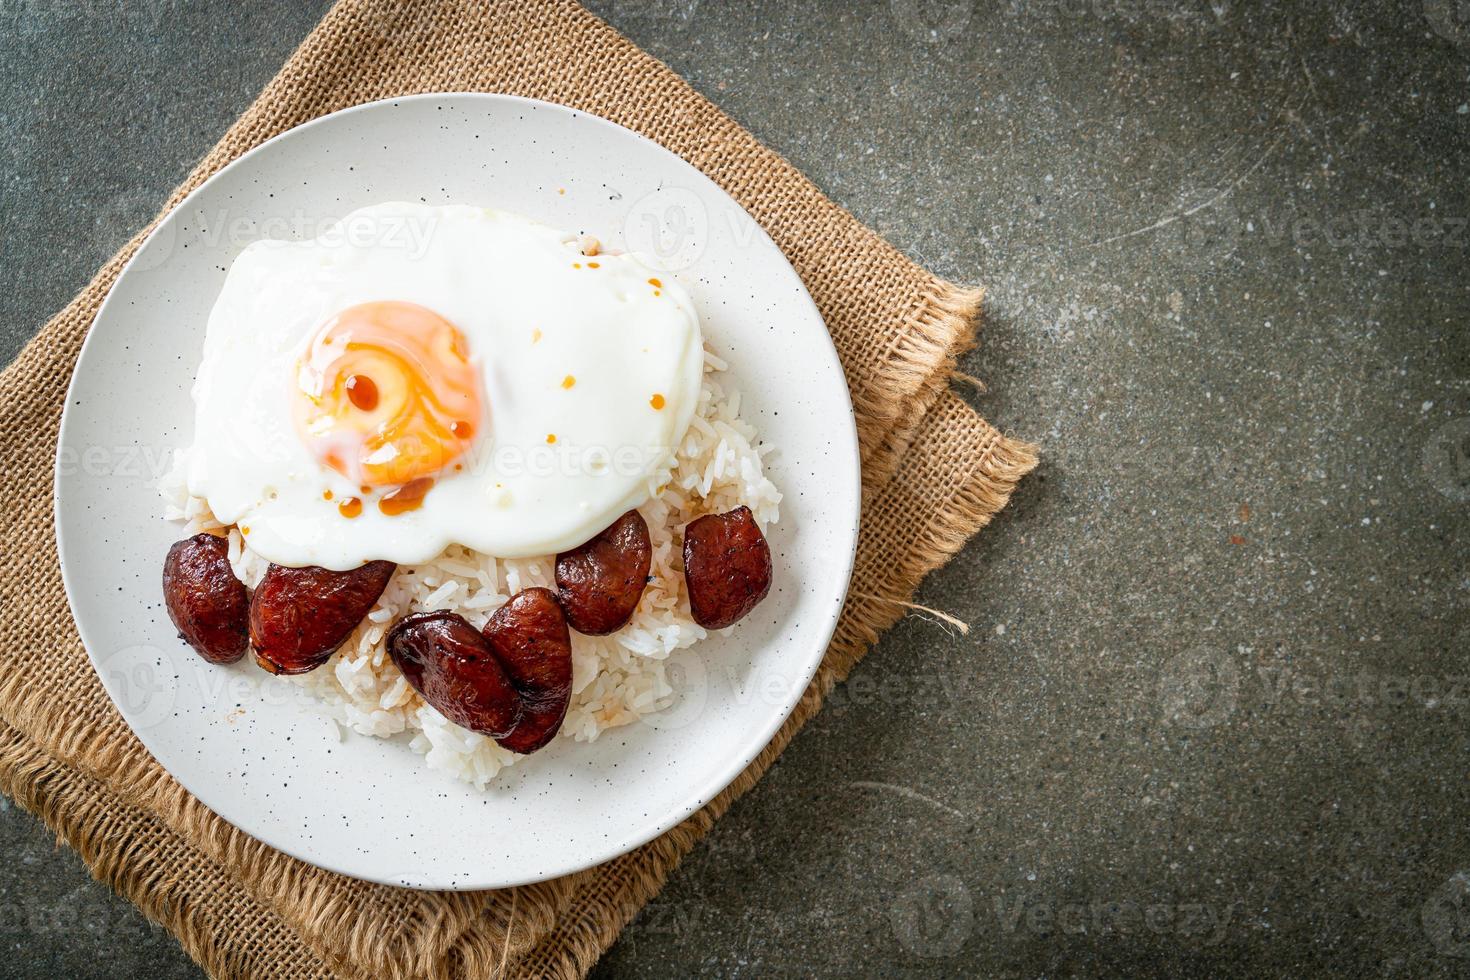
53 92 861 890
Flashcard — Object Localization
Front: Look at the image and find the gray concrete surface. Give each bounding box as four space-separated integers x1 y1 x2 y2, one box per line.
3 1 1469 976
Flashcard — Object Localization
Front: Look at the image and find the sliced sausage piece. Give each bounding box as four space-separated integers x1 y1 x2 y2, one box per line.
481 587 574 753
162 533 249 665
682 506 772 630
250 560 395 675
387 610 519 738
555 510 652 635
385 589 573 754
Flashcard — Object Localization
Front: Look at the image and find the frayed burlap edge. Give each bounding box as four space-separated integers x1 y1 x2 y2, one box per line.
860 284 984 497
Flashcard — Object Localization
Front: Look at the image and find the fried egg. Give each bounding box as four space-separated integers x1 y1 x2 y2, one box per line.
184 203 704 569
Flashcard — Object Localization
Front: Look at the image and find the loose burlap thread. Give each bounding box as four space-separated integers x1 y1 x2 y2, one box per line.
0 2 1037 976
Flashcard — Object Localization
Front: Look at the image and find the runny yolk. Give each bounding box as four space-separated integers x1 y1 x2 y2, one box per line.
338 497 362 519
292 301 483 487
379 477 434 516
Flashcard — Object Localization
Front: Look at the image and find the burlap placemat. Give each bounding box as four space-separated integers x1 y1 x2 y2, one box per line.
0 2 1037 976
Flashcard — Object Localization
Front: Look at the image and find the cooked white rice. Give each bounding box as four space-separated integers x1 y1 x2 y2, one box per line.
160 351 779 787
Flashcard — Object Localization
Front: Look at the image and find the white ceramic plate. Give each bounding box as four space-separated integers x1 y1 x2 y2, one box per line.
54 94 859 890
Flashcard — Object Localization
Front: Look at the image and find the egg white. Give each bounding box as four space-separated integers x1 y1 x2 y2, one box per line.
185 203 704 569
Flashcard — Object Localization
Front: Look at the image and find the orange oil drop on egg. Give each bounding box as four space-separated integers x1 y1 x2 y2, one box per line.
338 497 362 519
345 374 379 411
379 477 434 517
650 393 666 410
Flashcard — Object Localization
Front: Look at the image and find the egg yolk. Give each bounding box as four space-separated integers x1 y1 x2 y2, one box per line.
292 301 483 487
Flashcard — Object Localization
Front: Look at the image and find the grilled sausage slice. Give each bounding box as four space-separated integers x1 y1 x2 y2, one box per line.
162 533 249 664
481 587 574 753
386 589 573 754
682 506 772 630
555 510 652 635
387 610 520 738
250 561 395 675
